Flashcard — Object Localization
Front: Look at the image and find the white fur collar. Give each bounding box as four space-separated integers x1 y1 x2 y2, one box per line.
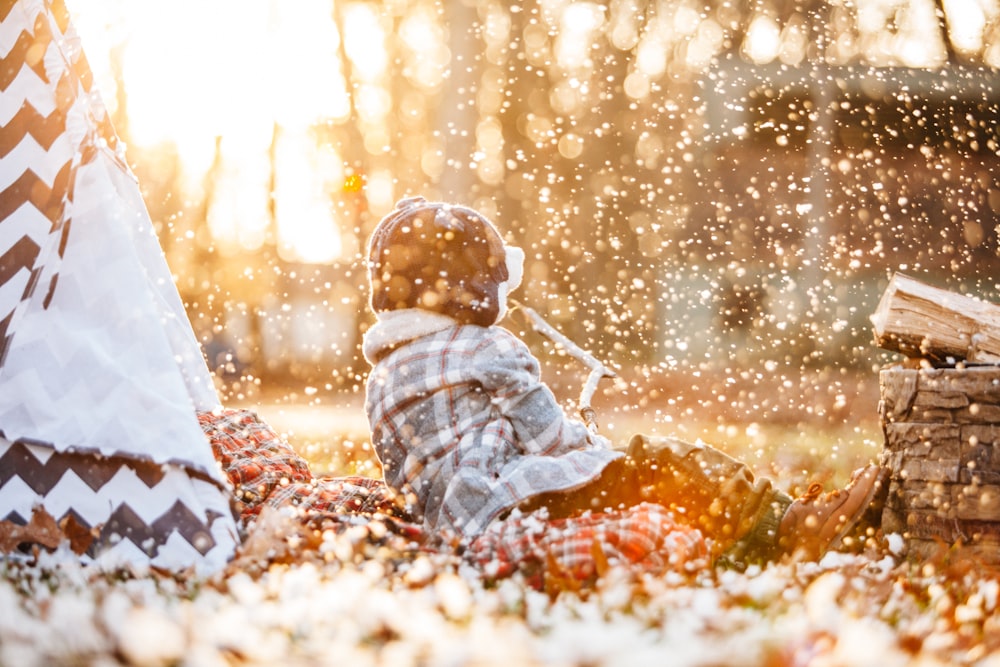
362 309 459 364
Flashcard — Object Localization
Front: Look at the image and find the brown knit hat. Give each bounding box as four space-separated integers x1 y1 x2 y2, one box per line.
367 197 510 326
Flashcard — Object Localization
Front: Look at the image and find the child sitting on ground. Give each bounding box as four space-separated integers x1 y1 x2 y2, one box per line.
362 196 886 567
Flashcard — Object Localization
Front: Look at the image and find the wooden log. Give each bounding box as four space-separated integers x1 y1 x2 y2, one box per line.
879 365 1000 562
872 273 1000 363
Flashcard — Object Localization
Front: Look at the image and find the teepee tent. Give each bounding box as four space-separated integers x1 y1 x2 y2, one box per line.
0 0 238 571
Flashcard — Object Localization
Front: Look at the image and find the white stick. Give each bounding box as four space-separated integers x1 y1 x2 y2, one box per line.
511 301 616 432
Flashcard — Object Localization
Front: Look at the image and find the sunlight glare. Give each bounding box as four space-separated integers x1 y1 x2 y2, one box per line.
855 0 946 66
269 0 352 127
344 3 388 81
556 3 606 69
208 136 272 255
635 26 668 79
123 1 273 154
275 131 344 264
943 0 995 53
398 7 450 89
65 0 358 263
743 15 781 64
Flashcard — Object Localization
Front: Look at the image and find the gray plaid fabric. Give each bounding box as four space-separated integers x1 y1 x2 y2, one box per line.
364 311 621 539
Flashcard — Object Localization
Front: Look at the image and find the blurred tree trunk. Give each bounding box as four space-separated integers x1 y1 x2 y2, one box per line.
332 1 382 375
497 0 601 351
493 0 664 362
572 38 648 363
932 0 962 64
802 0 834 335
438 0 480 202
496 1 545 292
332 1 375 232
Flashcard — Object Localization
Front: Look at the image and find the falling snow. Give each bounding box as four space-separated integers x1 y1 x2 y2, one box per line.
8 0 1000 664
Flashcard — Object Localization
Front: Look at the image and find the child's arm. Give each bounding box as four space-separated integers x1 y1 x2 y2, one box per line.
474 331 613 456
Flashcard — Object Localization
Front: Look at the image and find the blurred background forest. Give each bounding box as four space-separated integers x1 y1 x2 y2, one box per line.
66 0 1000 417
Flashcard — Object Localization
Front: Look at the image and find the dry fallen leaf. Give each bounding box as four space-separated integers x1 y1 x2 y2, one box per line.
0 507 64 553
59 513 100 555
0 508 101 556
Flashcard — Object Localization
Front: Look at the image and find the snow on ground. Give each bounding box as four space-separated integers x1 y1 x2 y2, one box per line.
3 532 1000 667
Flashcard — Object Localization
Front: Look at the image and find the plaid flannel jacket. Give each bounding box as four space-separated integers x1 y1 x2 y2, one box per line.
364 318 622 539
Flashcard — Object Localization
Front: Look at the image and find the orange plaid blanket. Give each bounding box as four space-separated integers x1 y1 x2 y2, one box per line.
199 408 707 586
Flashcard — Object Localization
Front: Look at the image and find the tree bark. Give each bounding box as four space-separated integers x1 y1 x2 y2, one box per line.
872 273 1000 363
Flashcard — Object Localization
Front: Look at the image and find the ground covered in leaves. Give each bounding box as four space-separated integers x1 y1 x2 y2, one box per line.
5 374 999 667
3 528 1000 667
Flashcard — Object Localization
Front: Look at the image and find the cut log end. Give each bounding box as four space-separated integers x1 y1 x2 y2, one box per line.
872 273 1000 364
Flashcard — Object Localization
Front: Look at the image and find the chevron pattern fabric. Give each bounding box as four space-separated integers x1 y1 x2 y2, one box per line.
0 0 117 366
0 0 240 571
0 436 237 570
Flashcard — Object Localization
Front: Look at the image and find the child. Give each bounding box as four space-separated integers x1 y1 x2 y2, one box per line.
363 197 885 565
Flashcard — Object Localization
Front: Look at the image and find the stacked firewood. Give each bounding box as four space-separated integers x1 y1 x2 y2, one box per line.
874 273 1000 561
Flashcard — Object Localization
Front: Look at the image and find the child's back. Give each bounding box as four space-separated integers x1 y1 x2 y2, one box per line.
363 239 618 538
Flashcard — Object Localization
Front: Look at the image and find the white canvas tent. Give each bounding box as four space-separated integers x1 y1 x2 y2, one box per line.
0 0 238 571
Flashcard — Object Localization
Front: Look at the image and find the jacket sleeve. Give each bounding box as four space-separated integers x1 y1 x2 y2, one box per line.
472 328 612 456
